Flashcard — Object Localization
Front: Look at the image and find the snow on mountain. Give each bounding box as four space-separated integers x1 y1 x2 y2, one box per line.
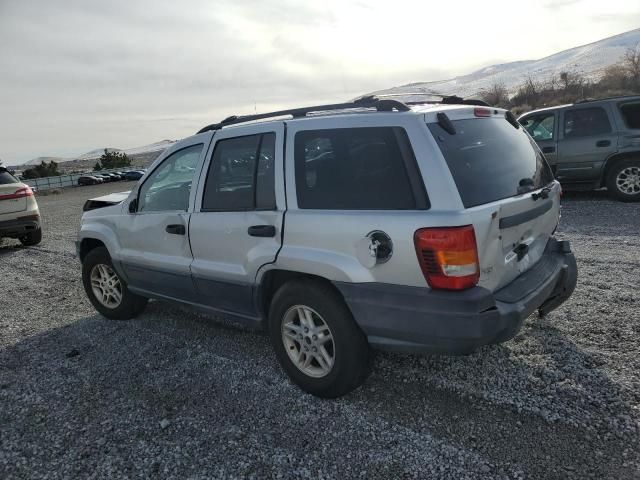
22 140 177 165
371 28 640 100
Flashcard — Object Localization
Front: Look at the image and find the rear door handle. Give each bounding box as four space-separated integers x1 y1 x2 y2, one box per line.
166 224 186 235
596 140 611 147
248 225 276 237
542 146 556 154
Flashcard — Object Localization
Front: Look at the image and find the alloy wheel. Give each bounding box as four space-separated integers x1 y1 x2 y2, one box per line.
90 263 123 309
616 166 640 195
281 305 335 378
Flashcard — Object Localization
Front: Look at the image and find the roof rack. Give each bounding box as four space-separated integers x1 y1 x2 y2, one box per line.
575 94 640 104
196 93 490 134
196 97 411 134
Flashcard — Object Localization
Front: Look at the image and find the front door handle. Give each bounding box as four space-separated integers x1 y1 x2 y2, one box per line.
542 146 556 154
596 140 611 147
166 224 186 235
248 225 276 237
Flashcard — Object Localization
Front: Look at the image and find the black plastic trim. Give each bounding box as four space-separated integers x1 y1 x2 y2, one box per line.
499 200 553 229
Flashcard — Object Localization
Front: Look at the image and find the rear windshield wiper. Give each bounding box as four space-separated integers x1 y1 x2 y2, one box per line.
532 186 552 201
518 178 552 200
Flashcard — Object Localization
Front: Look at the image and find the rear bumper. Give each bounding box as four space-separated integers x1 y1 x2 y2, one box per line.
335 238 577 354
0 215 40 238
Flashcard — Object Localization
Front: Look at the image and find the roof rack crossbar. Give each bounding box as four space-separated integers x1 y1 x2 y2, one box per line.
372 92 490 107
196 97 410 134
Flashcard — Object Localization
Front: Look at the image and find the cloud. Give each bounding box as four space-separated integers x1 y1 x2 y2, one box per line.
0 0 638 163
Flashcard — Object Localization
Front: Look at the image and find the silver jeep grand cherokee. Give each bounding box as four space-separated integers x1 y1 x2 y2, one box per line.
77 97 577 398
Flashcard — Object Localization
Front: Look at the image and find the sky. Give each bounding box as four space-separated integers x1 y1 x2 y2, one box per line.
1 0 639 164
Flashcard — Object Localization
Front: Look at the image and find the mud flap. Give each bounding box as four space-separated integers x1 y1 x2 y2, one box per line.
538 241 578 317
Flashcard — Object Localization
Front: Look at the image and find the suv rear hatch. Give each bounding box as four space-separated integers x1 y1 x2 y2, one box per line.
427 109 559 292
0 170 28 215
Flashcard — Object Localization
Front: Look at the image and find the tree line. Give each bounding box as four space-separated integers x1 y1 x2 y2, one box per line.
480 45 640 114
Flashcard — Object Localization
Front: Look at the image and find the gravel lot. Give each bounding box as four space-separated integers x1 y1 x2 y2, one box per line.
1 183 639 479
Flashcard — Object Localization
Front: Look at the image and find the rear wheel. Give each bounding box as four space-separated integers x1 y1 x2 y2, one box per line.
82 247 147 319
268 280 370 398
19 227 42 246
606 159 640 202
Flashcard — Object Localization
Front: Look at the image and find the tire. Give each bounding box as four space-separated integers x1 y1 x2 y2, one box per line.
19 227 42 246
82 246 147 320
606 159 640 202
268 279 370 398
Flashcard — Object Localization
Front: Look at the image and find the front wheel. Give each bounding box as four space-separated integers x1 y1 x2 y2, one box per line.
606 159 640 202
268 280 370 398
82 247 147 320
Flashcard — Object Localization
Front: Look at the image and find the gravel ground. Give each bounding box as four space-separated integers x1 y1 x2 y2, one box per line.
1 184 639 479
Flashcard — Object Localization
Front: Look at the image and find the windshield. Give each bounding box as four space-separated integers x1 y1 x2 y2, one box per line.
428 118 554 208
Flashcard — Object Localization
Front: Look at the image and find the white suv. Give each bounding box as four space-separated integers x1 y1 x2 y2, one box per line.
77 97 577 397
0 167 42 246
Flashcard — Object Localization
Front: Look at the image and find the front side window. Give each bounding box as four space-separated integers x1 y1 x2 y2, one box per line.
563 107 611 138
521 113 555 141
138 144 203 213
202 133 276 211
294 127 423 210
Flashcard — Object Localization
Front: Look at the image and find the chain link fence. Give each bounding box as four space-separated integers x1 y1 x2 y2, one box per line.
22 169 140 192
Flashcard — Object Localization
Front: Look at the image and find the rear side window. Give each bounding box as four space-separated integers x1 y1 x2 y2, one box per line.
428 118 554 208
0 170 18 184
520 113 555 141
294 127 427 210
619 102 640 129
563 107 611 138
202 133 276 211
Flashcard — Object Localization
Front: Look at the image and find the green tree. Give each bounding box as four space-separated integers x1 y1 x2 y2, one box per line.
94 149 131 171
21 160 60 179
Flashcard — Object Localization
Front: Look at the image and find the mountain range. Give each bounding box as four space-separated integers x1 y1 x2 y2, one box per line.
371 28 640 100
19 140 177 167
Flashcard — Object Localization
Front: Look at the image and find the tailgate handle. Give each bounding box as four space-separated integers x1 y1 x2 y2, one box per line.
499 200 553 229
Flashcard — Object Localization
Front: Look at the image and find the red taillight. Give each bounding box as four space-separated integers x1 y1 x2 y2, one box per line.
0 186 33 201
474 107 491 117
414 225 480 290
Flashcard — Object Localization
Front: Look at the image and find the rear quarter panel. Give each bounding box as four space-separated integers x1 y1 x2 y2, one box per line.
265 114 465 288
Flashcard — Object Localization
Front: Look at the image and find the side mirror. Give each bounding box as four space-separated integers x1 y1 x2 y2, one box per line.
128 198 137 213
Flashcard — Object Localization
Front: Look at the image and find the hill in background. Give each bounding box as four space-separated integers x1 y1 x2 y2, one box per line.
371 28 640 100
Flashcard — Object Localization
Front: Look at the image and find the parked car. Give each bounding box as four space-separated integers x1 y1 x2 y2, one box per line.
122 170 145 181
105 173 122 181
77 97 577 397
78 175 104 186
0 167 42 246
519 95 640 202
94 174 112 183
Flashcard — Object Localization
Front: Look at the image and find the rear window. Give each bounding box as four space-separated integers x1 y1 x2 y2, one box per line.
428 118 554 208
619 102 640 129
294 127 427 210
0 170 18 185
